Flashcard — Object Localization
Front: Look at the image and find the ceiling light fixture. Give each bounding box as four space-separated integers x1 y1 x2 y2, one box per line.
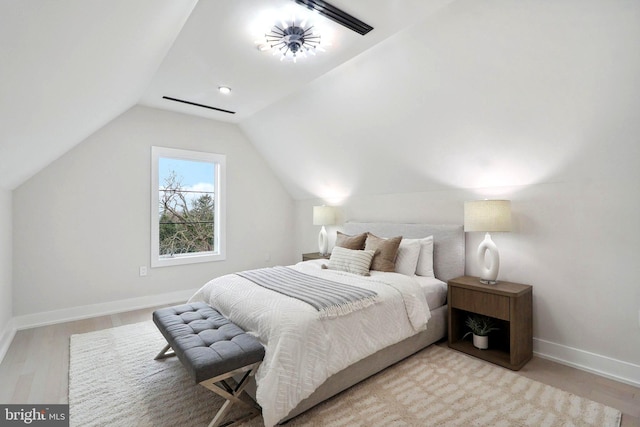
260 18 323 63
218 86 231 95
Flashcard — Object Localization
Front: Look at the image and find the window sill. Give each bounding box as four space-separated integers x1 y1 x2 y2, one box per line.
151 252 225 268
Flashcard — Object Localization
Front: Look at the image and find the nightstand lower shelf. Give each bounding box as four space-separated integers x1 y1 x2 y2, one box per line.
448 340 515 370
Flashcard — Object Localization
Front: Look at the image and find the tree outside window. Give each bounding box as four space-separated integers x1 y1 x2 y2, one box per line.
151 147 226 267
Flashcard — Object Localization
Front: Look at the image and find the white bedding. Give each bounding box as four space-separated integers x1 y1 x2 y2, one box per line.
188 261 431 427
414 275 448 309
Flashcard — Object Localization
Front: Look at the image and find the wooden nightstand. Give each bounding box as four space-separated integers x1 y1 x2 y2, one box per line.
448 276 533 370
302 252 330 261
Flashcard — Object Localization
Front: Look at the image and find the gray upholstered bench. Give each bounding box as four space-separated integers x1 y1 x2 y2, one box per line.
153 302 265 427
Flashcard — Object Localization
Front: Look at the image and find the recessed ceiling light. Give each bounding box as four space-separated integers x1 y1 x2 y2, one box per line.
218 86 231 95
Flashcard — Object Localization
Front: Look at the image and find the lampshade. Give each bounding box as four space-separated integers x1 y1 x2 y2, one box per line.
464 200 512 232
313 206 336 226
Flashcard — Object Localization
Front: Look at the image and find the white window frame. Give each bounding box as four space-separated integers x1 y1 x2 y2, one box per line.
151 146 226 267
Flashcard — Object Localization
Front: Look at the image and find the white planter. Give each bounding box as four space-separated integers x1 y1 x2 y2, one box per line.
473 334 489 350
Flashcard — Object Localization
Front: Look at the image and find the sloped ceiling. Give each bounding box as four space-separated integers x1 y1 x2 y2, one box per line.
2 0 638 198
241 0 640 201
0 0 197 190
139 0 455 123
1 0 454 190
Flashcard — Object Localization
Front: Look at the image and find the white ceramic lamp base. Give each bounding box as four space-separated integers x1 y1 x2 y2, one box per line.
476 232 500 284
318 226 328 256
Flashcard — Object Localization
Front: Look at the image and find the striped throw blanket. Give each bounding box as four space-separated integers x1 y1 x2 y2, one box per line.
236 266 378 318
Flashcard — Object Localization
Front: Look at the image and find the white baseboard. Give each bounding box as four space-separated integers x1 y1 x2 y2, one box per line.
534 337 640 388
0 318 17 365
11 288 198 331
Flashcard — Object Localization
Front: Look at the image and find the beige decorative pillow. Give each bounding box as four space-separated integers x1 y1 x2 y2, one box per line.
364 233 402 272
335 231 367 250
327 246 375 276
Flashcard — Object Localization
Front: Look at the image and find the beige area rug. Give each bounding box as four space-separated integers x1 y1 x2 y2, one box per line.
69 321 621 427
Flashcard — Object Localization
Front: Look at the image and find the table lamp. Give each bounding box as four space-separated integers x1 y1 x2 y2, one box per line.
313 206 336 256
464 200 512 284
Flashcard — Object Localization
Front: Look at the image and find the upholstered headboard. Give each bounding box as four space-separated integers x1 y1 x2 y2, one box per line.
343 222 465 283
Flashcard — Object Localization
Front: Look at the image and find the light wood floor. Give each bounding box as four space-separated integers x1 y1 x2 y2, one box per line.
1 305 638 426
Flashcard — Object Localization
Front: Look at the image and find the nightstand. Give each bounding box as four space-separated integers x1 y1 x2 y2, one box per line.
302 252 330 261
448 276 533 370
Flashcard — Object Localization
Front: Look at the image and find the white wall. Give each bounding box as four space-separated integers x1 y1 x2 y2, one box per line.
12 106 294 316
0 188 13 357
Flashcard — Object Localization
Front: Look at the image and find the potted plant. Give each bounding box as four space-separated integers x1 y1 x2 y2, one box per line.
462 314 499 350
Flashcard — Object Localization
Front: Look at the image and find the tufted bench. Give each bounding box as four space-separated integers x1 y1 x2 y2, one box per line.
153 302 265 427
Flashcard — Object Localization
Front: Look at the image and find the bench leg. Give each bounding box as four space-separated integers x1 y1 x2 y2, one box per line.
154 343 175 360
199 362 262 427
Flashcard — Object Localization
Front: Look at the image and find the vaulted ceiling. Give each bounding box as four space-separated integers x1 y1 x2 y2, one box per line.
0 0 452 190
140 0 454 123
2 0 638 200
1 0 198 190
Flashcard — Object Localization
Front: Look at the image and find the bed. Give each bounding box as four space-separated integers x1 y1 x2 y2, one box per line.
188 222 464 426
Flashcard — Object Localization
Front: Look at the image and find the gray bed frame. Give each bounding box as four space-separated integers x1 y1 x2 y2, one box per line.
248 222 465 424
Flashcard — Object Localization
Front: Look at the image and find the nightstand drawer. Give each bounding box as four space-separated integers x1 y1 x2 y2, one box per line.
450 287 510 320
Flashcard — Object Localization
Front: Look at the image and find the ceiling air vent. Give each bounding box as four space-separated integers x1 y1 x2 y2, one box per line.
293 0 373 35
162 96 236 115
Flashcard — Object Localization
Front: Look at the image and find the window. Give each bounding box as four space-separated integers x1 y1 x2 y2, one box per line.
151 147 226 267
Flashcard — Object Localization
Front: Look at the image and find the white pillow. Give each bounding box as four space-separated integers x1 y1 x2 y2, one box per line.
395 239 421 276
416 235 434 277
327 247 375 276
402 236 434 277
